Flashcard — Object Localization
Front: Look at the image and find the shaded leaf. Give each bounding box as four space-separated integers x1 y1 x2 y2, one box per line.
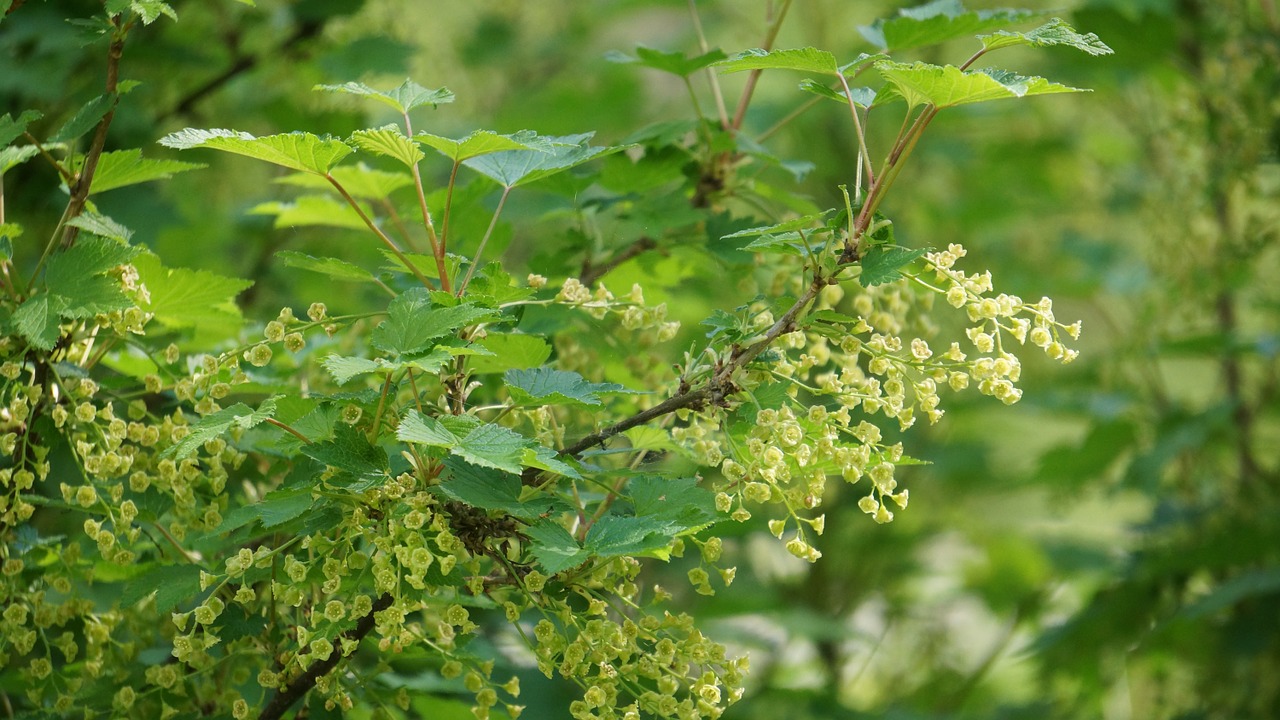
859 245 930 287
65 212 132 242
301 423 388 477
12 294 67 350
526 520 588 574
0 145 39 174
120 564 202 612
980 18 1113 55
250 194 368 230
859 0 1039 52
159 128 352 175
463 132 623 188
218 487 313 533
606 46 727 77
504 367 636 407
276 164 413 200
276 250 377 283
0 109 41 150
52 94 114 144
163 397 279 459
433 457 551 520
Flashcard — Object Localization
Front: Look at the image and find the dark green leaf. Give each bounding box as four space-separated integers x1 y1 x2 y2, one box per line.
606 46 727 77
52 94 114 144
859 246 930 287
121 563 202 612
628 475 719 530
218 487 313 533
434 459 541 519
526 520 588 574
13 294 67 350
301 423 389 477
276 250 376 283
0 109 42 150
372 289 498 356
858 0 1039 52
584 515 674 559
163 398 279 459
504 367 636 407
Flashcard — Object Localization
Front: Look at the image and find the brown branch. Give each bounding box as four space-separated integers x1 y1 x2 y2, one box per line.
578 236 658 287
560 276 828 458
62 28 126 249
259 593 394 720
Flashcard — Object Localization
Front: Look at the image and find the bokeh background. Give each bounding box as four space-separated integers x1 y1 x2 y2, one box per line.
4 1 1278 718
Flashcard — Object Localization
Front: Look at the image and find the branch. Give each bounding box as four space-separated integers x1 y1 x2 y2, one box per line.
578 236 657 287
259 593 394 720
61 27 126 249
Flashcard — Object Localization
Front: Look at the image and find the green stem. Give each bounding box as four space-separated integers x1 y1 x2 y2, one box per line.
325 174 435 291
457 185 512 296
730 0 794 130
401 112 452 291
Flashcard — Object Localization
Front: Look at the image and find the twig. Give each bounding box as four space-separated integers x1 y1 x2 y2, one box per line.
325 175 436 290
259 593 394 720
730 0 794 130
61 26 127 249
579 236 657 287
688 0 730 130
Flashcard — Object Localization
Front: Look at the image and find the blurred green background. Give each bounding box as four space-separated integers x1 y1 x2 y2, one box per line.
4 1 1278 718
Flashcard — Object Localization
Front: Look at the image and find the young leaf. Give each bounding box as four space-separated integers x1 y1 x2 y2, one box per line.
453 423 530 475
397 409 464 448
51 94 115 144
606 46 727 77
415 129 549 162
584 515 674 560
859 245 930 287
371 288 499 356
504 368 636 407
159 128 352 175
12 294 67 350
350 125 425 168
980 18 1113 56
798 79 877 108
874 61 1087 109
715 47 839 76
433 458 558 520
466 333 552 374
0 145 39 174
44 237 142 318
65 212 133 242
276 164 413 201
276 250 377 284
526 520 589 574
721 210 833 239
0 109 41 149
132 252 252 333
85 149 205 194
858 0 1039 52
315 79 454 114
462 133 624 189
522 446 582 479
163 398 279 459
250 195 368 230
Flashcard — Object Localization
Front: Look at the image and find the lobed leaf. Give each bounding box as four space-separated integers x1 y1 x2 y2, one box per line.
504 367 637 407
350 125 425 168
163 397 279 459
526 520 589 574
371 288 499 356
980 18 1114 56
606 46 727 77
0 145 39 174
159 128 352 175
415 129 550 162
132 252 252 333
859 0 1039 52
874 60 1087 109
276 164 413 200
715 47 839 76
315 79 454 114
86 148 205 194
65 212 133 242
250 195 368 230
462 132 624 189
276 250 377 284
51 94 114 144
859 245 931 287
0 109 42 150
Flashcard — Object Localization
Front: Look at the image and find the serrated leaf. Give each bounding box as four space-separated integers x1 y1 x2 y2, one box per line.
584 515 674 559
859 0 1039 52
715 47 839 76
739 232 807 256
0 109 42 150
315 79 454 114
276 164 413 200
159 129 351 175
276 250 376 283
466 333 552 374
521 446 581 479
628 475 719 530
218 487 313 534
416 129 548 162
124 0 177 24
163 397 278 459
874 61 1087 109
504 368 635 407
526 520 588 574
51 94 114 144
453 423 529 474
85 148 204 194
132 252 252 332
250 194 368 230
722 210 834 239
463 133 623 189
798 79 877 107
397 409 463 447
372 288 498 356
45 236 141 311
606 46 727 77
980 18 1113 55
13 294 67 350
65 212 132 242
120 564 202 612
0 145 39 174
350 125 425 168
859 245 930 287
301 423 388 478
433 457 554 520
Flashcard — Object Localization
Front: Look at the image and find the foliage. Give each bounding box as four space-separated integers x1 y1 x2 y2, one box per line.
5 2 1261 720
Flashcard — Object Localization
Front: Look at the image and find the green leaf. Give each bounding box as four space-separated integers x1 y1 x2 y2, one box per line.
65 212 133 242
301 423 389 478
315 79 454 114
163 398 279 459
521 446 581 479
397 409 464 448
722 211 834 239
350 125 425 168
372 288 498 356
51 94 115 144
13 294 67 350
433 458 553 520
218 487 313 533
628 475 720 531
715 47 839 76
858 0 1039 52
606 46 727 77
466 333 552 374
276 250 377 283
120 564 202 612
526 520 588 574
415 129 549 162
0 109 41 150
86 149 205 194
859 245 930 287
275 163 413 201
798 79 877 107
250 194 368 230
120 0 177 24
584 515 674 559
463 133 623 189
504 367 636 407
874 61 1087 109
0 145 39 174
159 129 352 175
44 236 141 317
980 18 1113 56
132 252 252 333
453 423 529 475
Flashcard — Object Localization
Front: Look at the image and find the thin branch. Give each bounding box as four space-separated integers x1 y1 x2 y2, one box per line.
60 25 127 249
400 112 451 290
755 96 821 143
259 594 395 720
579 236 658 287
836 73 874 188
687 0 730 130
457 185 512 296
325 175 436 291
730 0 794 130
264 418 311 445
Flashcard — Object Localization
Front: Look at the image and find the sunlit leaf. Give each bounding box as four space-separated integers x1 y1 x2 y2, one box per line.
715 47 839 76
315 79 454 113
859 245 930 287
504 368 637 407
874 61 1087 109
462 133 624 188
159 128 352 175
415 129 550 162
86 149 204 194
164 397 279 459
859 0 1039 51
276 164 413 201
980 18 1114 55
250 195 368 230
276 250 376 283
350 125 425 168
